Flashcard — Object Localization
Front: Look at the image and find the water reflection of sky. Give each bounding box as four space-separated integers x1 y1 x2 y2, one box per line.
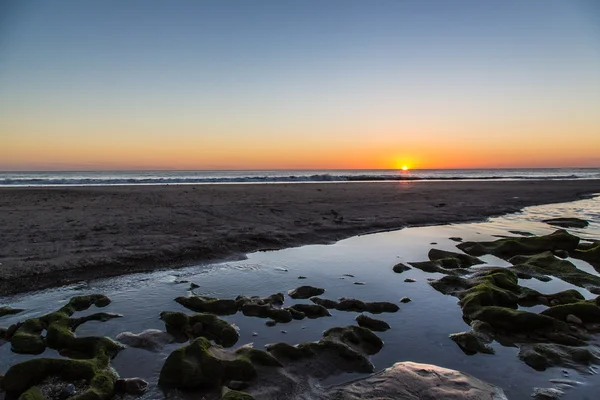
1 196 599 399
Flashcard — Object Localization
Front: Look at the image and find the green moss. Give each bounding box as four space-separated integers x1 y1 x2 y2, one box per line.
175 296 239 315
509 252 600 289
540 301 600 323
288 304 330 319
221 387 254 400
470 306 565 333
572 244 600 272
457 229 580 259
0 307 24 318
158 337 256 390
240 304 292 323
428 248 484 267
234 347 283 367
264 342 314 361
323 325 383 355
160 311 240 348
18 386 46 400
11 319 46 354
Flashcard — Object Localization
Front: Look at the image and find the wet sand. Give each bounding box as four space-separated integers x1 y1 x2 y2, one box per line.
1 180 600 295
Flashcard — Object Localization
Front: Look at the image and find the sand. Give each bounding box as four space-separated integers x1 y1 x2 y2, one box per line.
1 180 600 295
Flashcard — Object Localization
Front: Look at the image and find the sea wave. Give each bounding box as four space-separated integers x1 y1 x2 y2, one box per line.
0 173 592 186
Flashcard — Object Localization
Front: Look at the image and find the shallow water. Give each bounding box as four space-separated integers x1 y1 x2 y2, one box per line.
2 196 600 399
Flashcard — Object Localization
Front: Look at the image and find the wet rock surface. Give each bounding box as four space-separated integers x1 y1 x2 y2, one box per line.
543 217 589 228
116 329 174 352
287 286 325 299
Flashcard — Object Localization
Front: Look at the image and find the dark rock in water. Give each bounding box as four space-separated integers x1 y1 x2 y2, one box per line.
449 331 494 355
158 337 257 389
353 282 366 285
572 243 600 272
175 295 238 315
430 242 437 245
310 297 339 309
566 314 583 325
409 260 470 275
160 311 240 347
323 325 384 355
457 229 580 260
287 307 305 320
297 276 307 279
518 343 600 372
509 230 535 236
553 249 569 259
355 314 390 332
115 378 149 395
0 307 24 318
531 387 564 400
336 298 399 314
543 218 589 229
116 329 175 352
222 387 254 400
428 248 484 267
392 263 411 273
226 380 250 391
235 345 283 367
400 297 411 303
509 251 600 289
58 383 76 400
540 301 600 324
189 282 200 290
449 237 463 242
237 293 291 323
325 361 507 399
288 285 325 299
404 278 416 283
343 274 355 277
289 304 330 319
265 320 277 327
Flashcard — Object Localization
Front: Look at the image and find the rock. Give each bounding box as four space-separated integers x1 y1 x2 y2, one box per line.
175 295 239 315
158 337 256 389
227 380 250 391
325 361 507 400
541 301 600 323
355 314 390 331
323 325 384 355
553 249 569 259
566 314 583 325
288 286 325 299
288 304 331 319
336 298 399 313
297 276 307 279
404 278 416 283
353 282 366 285
400 297 411 303
116 329 175 352
265 320 277 327
409 260 470 275
115 378 149 395
518 343 600 372
222 387 254 400
428 248 483 267
160 311 240 347
252 332 258 336
543 218 589 229
280 330 287 334
509 230 535 236
189 282 200 290
343 274 355 277
237 293 292 323
458 230 580 260
449 237 463 242
58 383 76 400
572 243 600 272
392 263 411 273
531 387 564 400
0 307 24 318
449 331 494 355
310 297 339 309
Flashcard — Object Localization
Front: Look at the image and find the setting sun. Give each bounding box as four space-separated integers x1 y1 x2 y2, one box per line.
402 166 409 171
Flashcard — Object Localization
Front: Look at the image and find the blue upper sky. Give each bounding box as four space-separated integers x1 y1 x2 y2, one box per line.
1 0 599 170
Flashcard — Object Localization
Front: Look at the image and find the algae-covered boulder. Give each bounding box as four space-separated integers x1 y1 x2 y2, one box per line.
335 298 399 314
323 325 384 355
509 252 600 289
0 307 24 318
288 304 330 319
175 296 239 315
428 248 484 267
572 244 600 272
114 378 149 395
160 311 240 347
540 301 600 324
158 337 256 390
449 331 494 355
309 297 339 309
237 295 292 323
470 307 565 333
234 346 283 367
518 343 600 371
457 229 580 259
116 329 174 352
287 286 325 299
543 217 589 229
355 314 390 332
408 260 470 275
221 387 254 400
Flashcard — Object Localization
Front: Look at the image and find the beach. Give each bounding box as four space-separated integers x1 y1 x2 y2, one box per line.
2 179 600 296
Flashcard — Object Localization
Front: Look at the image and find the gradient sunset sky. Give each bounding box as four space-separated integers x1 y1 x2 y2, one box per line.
1 0 599 171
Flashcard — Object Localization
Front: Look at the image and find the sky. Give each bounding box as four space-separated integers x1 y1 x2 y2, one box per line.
1 0 599 171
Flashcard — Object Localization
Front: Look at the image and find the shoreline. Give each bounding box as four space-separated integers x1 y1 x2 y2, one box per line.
2 180 600 296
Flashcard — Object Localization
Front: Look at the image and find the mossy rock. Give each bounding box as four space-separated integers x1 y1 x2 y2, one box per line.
240 303 292 323
235 293 284 308
175 296 239 315
158 337 256 390
160 311 239 348
323 325 384 355
457 230 580 259
234 347 283 367
18 386 46 400
221 387 254 400
543 217 589 229
471 307 565 333
572 244 600 271
0 307 24 318
408 260 469 275
540 301 600 323
509 252 600 289
310 297 339 309
449 331 494 355
288 304 330 319
355 314 390 332
335 298 399 314
428 248 484 267
392 263 411 273
3 358 117 400
518 343 600 371
287 286 325 299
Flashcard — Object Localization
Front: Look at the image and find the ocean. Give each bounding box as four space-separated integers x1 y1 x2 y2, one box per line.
1 168 599 186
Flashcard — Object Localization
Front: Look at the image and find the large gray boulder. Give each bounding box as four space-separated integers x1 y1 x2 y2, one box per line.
326 361 507 400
